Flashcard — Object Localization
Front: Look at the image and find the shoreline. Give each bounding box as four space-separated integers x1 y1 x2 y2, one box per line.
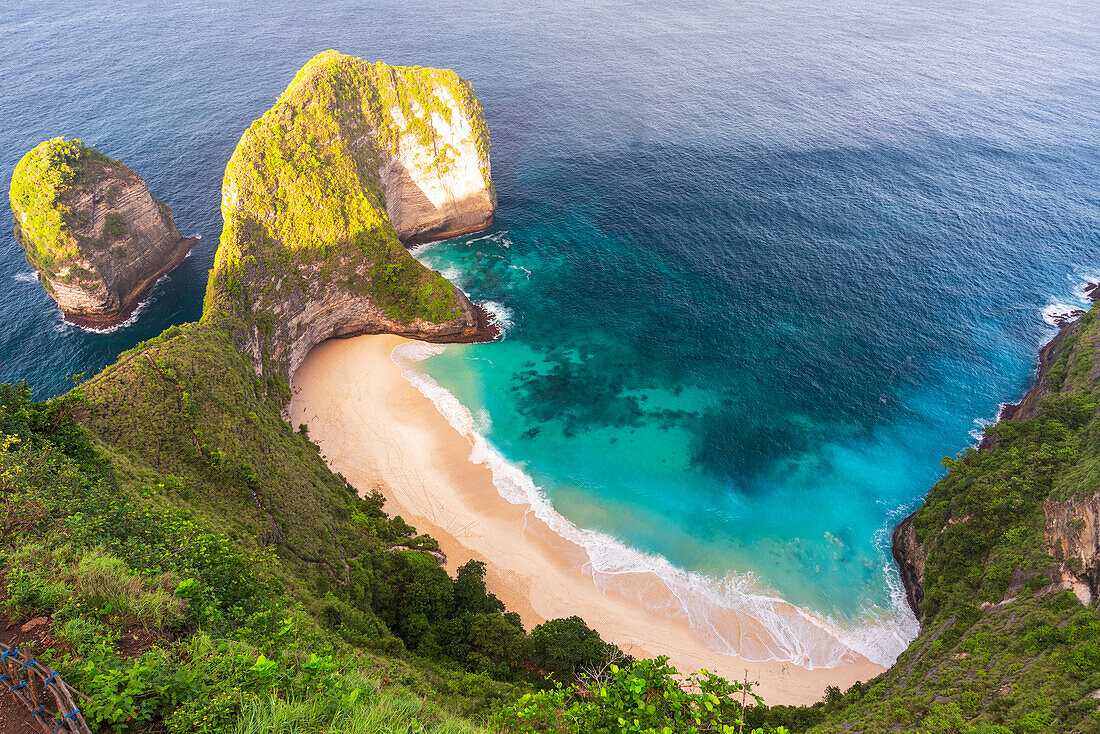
60 236 199 330
290 334 886 705
897 280 1100 621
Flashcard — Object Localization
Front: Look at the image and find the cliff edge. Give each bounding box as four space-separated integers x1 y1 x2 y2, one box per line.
204 50 497 380
9 138 195 327
894 296 1100 627
846 301 1100 728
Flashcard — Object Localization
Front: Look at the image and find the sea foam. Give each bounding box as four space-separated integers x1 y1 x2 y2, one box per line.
1041 269 1099 328
58 274 169 335
481 301 515 334
390 340 919 669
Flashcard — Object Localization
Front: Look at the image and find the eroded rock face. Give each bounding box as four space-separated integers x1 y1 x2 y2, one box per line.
892 514 926 620
381 83 495 243
208 51 497 381
1044 493 1100 606
9 138 194 327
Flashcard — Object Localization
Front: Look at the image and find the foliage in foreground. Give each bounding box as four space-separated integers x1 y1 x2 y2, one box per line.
0 379 504 732
495 656 786 734
1 367 771 733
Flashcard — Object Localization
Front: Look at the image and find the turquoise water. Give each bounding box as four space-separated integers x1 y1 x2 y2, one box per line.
2 0 1099 667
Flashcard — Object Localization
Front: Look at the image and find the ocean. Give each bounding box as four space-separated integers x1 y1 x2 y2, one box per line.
2 0 1098 667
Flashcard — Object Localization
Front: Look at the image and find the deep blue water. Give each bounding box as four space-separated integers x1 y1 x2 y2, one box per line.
2 0 1098 666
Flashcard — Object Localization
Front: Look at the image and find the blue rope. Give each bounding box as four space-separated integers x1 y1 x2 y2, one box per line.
0 675 9 683
0 647 17 663
32 704 46 717
10 680 26 691
42 671 58 688
55 708 80 730
22 658 38 668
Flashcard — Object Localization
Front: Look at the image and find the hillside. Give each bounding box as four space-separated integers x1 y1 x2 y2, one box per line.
742 305 1100 733
0 52 709 734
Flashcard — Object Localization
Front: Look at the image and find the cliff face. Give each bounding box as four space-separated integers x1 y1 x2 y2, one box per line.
1044 492 1100 606
380 82 495 243
894 305 1100 625
817 305 1100 730
206 51 496 380
9 138 194 327
891 514 926 620
989 318 1082 429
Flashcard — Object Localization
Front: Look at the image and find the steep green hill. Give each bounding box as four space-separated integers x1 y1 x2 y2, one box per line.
206 50 495 381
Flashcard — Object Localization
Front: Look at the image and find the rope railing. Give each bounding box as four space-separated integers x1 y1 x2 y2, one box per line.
0 641 91 734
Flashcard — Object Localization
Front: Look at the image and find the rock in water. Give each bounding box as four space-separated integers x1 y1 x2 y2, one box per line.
9 138 195 327
206 50 497 379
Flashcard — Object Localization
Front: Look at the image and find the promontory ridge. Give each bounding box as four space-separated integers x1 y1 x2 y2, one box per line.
206 50 498 381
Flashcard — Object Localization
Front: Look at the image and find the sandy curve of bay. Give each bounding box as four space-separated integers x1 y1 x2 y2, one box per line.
289 334 885 705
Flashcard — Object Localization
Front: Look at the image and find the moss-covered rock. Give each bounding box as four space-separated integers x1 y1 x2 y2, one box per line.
9 138 195 326
206 50 497 379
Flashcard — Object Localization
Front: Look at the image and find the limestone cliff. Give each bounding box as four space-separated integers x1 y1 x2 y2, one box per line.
9 138 195 327
1043 491 1100 606
205 51 497 380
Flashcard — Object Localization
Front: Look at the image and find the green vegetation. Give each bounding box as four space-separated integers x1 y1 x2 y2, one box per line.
0 320 775 732
736 307 1100 732
10 47 1098 734
495 657 783 734
8 137 120 279
105 211 128 239
207 51 491 375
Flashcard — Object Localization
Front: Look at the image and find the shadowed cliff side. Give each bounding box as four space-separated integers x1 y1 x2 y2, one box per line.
9 138 195 327
203 50 497 381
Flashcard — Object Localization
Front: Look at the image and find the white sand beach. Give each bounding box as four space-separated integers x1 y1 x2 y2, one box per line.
289 334 886 705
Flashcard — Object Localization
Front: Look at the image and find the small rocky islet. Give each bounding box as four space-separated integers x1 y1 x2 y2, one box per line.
9 138 196 327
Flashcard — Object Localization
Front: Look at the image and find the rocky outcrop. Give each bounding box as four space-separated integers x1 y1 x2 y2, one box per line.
380 84 495 243
1044 493 1100 606
985 318 1081 431
207 51 497 381
894 291 1100 622
9 138 194 327
892 514 926 620
979 285 1099 440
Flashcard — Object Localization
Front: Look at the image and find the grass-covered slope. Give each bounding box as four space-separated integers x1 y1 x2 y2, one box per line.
207 50 494 379
0 378 509 733
0 316 648 731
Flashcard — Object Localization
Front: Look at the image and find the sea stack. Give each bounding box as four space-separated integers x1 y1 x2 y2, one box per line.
206 50 497 380
9 138 195 327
